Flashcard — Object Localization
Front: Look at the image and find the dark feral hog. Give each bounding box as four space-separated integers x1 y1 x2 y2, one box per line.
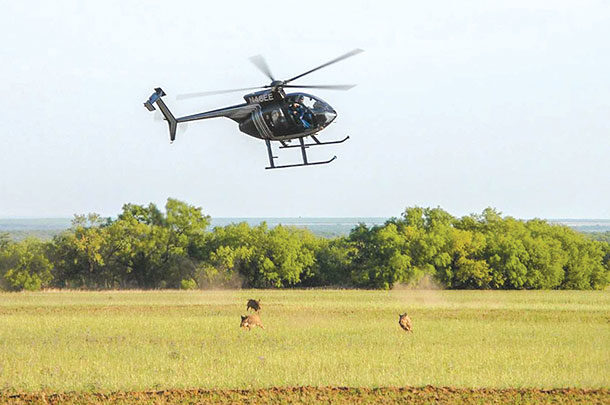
399 313 413 333
241 314 264 330
246 299 261 312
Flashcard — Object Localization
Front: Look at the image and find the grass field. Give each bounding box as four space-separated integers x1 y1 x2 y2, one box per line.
0 289 608 401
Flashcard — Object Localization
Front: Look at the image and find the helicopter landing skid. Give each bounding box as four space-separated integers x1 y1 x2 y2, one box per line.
278 135 350 149
265 137 338 170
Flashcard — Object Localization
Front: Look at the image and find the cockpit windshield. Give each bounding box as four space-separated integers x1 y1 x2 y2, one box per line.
289 95 334 113
284 94 336 131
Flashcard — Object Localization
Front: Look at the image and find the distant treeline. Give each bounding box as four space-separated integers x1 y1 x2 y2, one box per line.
587 232 610 244
0 199 608 291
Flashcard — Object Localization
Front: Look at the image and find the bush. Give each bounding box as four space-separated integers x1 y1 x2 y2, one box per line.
180 278 197 290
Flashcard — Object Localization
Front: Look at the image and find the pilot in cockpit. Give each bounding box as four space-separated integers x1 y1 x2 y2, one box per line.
291 102 312 129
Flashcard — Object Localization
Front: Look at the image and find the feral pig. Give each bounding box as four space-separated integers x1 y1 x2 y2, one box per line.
247 299 261 312
399 313 413 333
240 314 264 330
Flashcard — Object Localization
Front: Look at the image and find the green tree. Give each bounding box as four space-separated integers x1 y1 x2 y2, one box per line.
0 238 53 291
199 222 320 288
0 233 9 250
307 237 355 286
105 199 210 288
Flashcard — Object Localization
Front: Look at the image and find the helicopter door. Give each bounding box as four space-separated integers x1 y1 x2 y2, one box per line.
262 106 291 136
251 107 274 139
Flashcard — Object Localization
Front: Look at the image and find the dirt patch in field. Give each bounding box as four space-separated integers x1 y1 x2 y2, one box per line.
393 275 444 290
2 386 608 404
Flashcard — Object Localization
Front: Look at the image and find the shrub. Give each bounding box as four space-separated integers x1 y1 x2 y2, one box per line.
180 278 197 290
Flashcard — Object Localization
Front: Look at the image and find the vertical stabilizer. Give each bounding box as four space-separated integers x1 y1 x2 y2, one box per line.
144 88 178 142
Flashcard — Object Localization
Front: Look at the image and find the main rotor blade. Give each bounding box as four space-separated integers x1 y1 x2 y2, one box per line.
282 84 357 91
284 49 363 84
249 55 275 82
176 86 263 100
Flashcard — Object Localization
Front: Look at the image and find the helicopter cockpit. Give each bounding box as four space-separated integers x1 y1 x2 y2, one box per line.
286 94 337 129
264 93 336 137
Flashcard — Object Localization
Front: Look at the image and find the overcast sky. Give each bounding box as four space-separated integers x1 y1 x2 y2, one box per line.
1 1 608 219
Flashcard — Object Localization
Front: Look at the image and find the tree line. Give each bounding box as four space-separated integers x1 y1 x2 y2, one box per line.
1 199 608 291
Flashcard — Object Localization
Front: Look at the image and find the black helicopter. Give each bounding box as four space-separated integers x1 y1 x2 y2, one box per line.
144 49 362 169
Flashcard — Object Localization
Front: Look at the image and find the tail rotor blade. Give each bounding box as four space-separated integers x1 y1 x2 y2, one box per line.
177 122 189 135
284 49 363 84
249 55 275 82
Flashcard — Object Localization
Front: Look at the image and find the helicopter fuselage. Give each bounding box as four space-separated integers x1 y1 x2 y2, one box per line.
236 90 337 141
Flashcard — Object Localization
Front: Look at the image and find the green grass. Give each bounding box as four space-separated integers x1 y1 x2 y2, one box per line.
0 290 608 392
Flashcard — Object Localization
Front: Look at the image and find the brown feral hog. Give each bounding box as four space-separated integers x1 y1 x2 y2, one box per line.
240 314 264 330
399 313 413 333
246 299 261 312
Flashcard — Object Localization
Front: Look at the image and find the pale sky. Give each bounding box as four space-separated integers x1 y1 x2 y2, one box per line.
1 0 608 219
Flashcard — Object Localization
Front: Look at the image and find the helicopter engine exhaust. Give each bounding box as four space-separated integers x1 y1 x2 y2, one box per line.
144 88 178 142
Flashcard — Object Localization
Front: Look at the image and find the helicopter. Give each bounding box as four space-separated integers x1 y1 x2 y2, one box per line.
144 49 362 169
